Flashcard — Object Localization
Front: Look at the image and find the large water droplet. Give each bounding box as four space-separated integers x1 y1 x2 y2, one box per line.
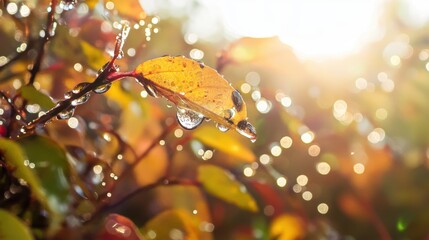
57 107 75 120
93 83 112 94
176 107 204 130
216 123 229 132
144 84 159 98
236 120 257 142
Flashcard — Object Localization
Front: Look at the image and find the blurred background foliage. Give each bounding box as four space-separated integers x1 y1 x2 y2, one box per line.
1 0 429 239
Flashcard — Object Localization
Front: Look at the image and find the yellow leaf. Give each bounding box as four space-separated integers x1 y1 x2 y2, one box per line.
135 56 257 142
270 214 305 240
192 125 255 163
198 164 258 212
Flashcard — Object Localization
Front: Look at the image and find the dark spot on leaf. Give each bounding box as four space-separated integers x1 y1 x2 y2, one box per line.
232 90 243 112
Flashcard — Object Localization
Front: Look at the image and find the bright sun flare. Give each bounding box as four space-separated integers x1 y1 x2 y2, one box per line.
143 0 429 60
218 0 384 60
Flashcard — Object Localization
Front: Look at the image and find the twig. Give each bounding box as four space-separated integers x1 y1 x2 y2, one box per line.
20 24 135 136
0 40 34 73
28 0 58 85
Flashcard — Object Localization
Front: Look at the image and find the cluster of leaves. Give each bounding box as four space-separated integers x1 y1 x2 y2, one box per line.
0 0 262 239
2 0 429 240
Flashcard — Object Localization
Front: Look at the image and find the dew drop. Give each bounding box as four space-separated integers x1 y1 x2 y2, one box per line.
93 83 112 94
176 107 204 130
116 50 124 59
57 107 75 120
237 120 257 142
224 109 236 120
216 123 229 132
72 82 90 94
71 93 90 106
64 91 73 99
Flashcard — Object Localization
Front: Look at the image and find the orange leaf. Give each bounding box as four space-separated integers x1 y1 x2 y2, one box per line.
134 56 257 142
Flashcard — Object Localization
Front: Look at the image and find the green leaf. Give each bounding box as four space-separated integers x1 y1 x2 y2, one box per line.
0 209 34 240
197 164 258 212
0 136 72 233
140 209 199 240
19 85 55 110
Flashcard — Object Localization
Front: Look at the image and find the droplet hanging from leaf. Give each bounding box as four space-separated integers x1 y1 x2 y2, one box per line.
134 56 257 141
176 107 204 130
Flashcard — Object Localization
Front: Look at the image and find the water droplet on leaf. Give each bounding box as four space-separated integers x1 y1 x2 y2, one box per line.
93 83 112 94
224 109 236 120
176 107 204 130
237 120 257 142
216 123 229 132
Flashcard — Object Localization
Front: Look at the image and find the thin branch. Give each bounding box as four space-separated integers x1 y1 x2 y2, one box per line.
28 0 58 85
0 40 34 73
0 91 27 126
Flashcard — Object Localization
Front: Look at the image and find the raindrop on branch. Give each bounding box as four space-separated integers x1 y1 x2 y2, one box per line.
57 107 75 120
93 83 112 94
71 94 90 106
176 107 204 130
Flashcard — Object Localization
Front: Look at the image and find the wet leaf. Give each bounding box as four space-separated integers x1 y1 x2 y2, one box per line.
140 209 199 240
106 0 146 21
97 214 144 240
0 209 34 240
135 56 257 141
197 164 258 212
0 136 72 233
192 125 255 163
19 85 55 110
269 214 305 240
